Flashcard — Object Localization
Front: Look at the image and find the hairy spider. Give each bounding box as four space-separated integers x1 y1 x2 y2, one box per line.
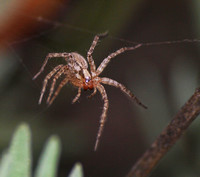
33 32 147 151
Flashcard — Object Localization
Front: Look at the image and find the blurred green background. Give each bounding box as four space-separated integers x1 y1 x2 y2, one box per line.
1 0 200 176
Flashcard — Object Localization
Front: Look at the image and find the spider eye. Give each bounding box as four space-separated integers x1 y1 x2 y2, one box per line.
85 78 90 83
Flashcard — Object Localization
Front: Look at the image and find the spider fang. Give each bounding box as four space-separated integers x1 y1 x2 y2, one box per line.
33 32 146 151
83 78 94 90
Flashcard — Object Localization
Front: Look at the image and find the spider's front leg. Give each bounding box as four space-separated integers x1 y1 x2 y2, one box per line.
101 77 147 109
33 52 70 80
87 31 108 76
96 44 142 76
94 84 109 151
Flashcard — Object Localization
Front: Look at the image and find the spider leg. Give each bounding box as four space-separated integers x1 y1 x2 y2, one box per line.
33 52 70 80
96 44 142 76
87 88 97 99
87 31 108 76
72 87 82 104
48 77 69 106
46 65 66 104
94 84 109 151
38 64 63 104
101 77 147 109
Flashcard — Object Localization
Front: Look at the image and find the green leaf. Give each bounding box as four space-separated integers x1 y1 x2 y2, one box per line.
0 151 11 177
0 123 32 177
68 163 84 177
34 136 61 177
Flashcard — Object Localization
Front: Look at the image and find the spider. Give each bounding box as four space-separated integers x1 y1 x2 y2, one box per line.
33 32 147 151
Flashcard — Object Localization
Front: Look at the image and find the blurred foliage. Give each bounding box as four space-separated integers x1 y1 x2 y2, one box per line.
34 135 61 177
68 163 83 177
0 123 83 177
0 0 200 177
0 123 31 177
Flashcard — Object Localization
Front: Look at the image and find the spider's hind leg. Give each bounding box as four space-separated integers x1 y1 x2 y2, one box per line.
33 52 70 80
46 65 65 104
38 64 63 104
48 77 68 106
101 77 147 109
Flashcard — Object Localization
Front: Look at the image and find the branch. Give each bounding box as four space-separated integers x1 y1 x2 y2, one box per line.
127 88 200 177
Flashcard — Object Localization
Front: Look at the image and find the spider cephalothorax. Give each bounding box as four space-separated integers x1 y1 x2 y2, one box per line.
33 32 147 151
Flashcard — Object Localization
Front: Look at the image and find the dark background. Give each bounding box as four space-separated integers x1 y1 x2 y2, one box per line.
1 0 200 176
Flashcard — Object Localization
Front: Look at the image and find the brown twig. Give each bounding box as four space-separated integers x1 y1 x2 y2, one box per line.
127 88 200 177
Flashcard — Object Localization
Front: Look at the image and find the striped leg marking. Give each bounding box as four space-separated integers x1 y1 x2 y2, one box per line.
38 65 63 104
101 77 147 109
94 84 109 151
96 44 142 76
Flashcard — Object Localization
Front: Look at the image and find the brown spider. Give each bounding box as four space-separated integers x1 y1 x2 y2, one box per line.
33 32 147 151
